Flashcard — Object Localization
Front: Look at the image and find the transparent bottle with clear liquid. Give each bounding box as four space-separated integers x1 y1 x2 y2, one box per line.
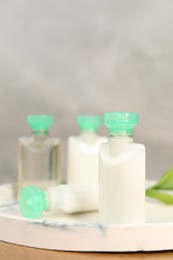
18 115 61 191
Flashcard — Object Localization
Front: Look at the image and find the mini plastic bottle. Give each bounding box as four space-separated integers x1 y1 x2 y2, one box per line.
19 184 99 218
67 116 107 184
18 115 61 191
99 112 145 225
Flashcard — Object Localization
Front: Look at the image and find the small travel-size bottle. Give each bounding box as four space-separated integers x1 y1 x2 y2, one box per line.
18 115 61 191
19 184 99 218
67 116 107 184
99 112 145 225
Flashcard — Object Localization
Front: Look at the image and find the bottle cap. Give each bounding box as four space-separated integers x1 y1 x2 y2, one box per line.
27 115 54 132
77 116 102 132
104 112 139 135
19 186 48 219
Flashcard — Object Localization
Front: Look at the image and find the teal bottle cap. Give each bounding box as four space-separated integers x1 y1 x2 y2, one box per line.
19 186 48 219
77 116 102 132
27 115 54 132
104 112 139 135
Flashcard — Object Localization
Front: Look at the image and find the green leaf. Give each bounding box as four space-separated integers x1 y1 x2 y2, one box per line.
146 188 173 204
151 168 173 190
146 168 173 204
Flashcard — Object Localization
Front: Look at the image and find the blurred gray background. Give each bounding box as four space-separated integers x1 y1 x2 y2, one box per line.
0 0 173 184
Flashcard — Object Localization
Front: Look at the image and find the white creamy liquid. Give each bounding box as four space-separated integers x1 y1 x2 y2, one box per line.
46 184 99 214
67 133 107 184
99 137 145 224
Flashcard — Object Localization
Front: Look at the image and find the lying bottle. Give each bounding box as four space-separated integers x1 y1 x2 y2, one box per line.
18 115 61 191
19 184 99 219
99 112 145 225
67 115 107 184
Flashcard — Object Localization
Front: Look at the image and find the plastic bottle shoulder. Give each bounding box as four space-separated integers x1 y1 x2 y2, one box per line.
19 136 61 147
68 135 107 143
100 142 145 165
100 141 145 150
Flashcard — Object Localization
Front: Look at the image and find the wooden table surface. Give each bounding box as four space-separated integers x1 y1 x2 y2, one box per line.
1 241 173 260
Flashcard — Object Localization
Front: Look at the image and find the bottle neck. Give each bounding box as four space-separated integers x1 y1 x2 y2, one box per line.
79 130 98 145
108 135 133 157
32 130 49 141
44 191 51 211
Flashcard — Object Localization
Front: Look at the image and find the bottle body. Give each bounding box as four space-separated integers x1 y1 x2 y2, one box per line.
18 134 61 190
67 132 107 184
99 137 145 224
47 184 98 214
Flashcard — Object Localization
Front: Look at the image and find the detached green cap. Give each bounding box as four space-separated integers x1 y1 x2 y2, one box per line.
27 115 54 132
77 116 102 132
104 112 139 136
19 186 48 219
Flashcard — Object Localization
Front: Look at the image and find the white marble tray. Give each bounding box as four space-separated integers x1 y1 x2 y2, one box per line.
1 182 173 252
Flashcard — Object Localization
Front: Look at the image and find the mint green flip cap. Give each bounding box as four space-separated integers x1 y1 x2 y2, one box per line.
104 112 139 135
19 186 48 219
27 115 54 132
77 116 102 132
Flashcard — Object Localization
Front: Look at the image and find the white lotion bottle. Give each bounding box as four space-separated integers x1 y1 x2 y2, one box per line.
19 184 99 218
67 116 107 184
99 112 145 225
